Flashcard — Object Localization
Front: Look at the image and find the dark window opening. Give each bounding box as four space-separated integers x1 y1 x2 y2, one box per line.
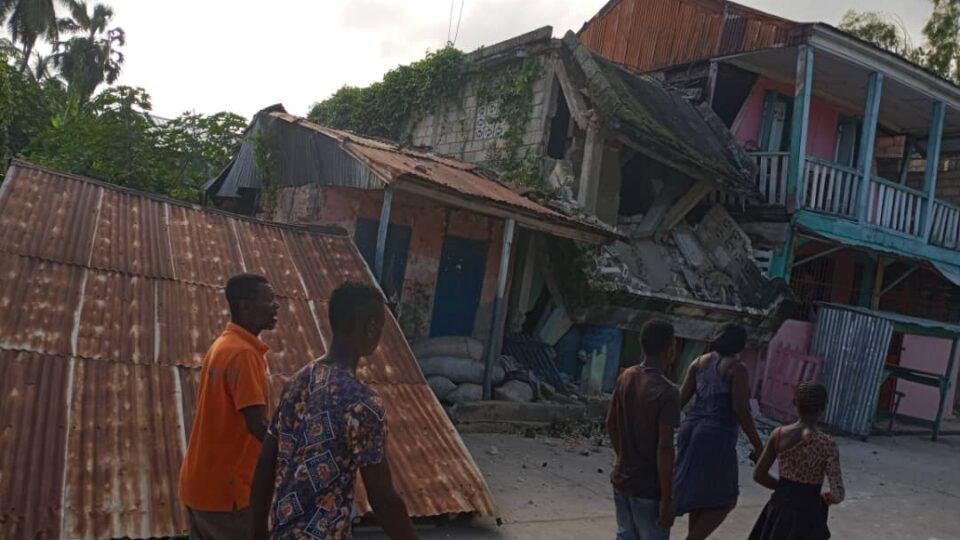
834 116 862 168
618 153 663 217
547 86 572 159
712 65 757 127
790 255 836 318
759 91 793 152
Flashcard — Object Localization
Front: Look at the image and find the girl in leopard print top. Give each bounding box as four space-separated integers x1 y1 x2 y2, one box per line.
748 381 844 540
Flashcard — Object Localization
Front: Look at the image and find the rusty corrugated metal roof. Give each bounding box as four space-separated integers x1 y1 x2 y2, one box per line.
0 160 496 540
578 0 795 73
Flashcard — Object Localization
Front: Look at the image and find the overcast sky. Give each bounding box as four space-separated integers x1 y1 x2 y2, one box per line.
8 1 938 119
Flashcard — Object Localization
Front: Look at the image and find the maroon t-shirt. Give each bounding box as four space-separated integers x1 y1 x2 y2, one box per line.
608 364 681 499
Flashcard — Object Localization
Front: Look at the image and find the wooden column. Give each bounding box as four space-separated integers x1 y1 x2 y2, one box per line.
786 45 814 212
577 115 603 213
483 218 516 400
374 187 394 282
921 101 946 241
855 72 884 222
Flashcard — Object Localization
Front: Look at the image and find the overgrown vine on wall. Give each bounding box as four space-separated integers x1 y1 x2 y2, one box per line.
476 57 543 188
308 47 467 142
252 127 280 212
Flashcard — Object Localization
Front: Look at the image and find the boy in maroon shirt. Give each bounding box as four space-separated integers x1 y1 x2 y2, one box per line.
607 319 681 540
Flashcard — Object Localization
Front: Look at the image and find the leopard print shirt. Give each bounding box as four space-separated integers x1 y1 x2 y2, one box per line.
776 428 845 504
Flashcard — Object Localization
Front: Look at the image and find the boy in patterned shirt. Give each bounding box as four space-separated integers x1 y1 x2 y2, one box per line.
250 282 418 540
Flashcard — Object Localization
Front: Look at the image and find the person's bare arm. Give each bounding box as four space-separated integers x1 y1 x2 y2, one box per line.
241 404 267 442
250 433 278 540
679 358 700 408
730 362 763 459
752 430 779 490
656 422 676 529
361 456 419 540
822 442 845 505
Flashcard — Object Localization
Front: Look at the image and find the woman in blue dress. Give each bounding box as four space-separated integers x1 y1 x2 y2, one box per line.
673 324 764 539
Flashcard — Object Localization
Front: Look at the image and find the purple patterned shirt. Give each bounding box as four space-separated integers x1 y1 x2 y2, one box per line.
267 362 386 539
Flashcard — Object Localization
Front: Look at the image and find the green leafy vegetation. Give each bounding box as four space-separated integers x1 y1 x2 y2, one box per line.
0 1 247 203
839 3 960 83
308 46 467 142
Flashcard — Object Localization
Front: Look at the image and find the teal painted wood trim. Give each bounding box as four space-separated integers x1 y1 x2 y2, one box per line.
759 90 778 151
933 335 957 440
855 72 884 221
786 45 813 210
794 210 960 269
922 101 946 241
857 254 877 307
768 222 794 279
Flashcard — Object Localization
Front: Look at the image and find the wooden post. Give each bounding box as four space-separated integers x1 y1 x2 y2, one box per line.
768 223 794 280
871 257 888 310
898 136 914 184
373 187 394 282
921 101 946 242
786 45 814 213
483 218 516 400
855 72 884 222
933 335 958 441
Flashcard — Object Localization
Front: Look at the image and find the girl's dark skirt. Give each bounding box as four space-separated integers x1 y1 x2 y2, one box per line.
748 478 831 540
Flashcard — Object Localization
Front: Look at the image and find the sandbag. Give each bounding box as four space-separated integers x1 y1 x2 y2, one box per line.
419 356 504 385
446 383 483 404
426 376 457 400
493 380 534 403
412 336 484 362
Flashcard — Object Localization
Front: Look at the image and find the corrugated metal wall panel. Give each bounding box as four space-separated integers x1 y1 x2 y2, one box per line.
90 189 175 279
283 231 370 301
0 254 84 356
0 162 496 537
579 0 794 72
156 280 226 368
0 164 101 266
76 271 156 364
233 220 308 299
811 305 894 437
63 360 188 539
356 384 497 517
0 351 70 540
167 205 245 288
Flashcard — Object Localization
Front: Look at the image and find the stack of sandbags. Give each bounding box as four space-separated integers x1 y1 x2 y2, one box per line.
413 337 535 405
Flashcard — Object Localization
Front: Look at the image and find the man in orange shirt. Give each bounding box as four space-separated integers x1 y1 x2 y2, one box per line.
179 273 280 540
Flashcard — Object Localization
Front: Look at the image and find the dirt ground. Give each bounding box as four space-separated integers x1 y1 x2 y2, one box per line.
356 429 960 540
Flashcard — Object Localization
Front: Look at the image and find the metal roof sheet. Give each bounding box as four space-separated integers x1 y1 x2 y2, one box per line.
0 160 496 539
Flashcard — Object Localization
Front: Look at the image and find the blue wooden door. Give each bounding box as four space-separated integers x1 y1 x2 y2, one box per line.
430 235 488 337
354 218 411 307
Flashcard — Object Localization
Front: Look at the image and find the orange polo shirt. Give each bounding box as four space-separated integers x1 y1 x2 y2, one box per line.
179 323 270 511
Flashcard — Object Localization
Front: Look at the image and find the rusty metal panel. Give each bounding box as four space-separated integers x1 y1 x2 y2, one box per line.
261 297 327 376
355 384 497 517
811 304 894 437
283 230 370 301
167 204 245 288
89 187 175 278
0 254 84 356
63 359 189 539
579 0 794 72
233 219 307 299
156 280 227 368
0 350 70 540
0 163 101 266
77 270 156 364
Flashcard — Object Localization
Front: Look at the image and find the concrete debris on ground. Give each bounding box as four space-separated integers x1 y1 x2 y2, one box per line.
446 383 484 404
494 380 536 403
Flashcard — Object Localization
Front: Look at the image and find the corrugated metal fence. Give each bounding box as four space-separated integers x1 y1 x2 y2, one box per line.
811 305 893 437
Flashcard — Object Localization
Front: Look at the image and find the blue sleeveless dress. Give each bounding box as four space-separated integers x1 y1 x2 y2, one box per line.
673 352 740 515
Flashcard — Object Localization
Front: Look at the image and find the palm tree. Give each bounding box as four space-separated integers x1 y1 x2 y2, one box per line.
0 0 69 72
53 1 124 101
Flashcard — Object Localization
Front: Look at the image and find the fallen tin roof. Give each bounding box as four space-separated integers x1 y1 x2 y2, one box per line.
0 160 496 540
207 107 618 244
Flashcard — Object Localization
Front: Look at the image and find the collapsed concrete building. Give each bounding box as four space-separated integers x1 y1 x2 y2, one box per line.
206 27 793 392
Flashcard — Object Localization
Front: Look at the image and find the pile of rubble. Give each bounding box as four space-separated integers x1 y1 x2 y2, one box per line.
413 337 543 405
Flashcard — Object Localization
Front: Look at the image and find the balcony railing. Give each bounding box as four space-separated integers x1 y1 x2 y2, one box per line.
745 152 960 250
800 157 861 218
864 176 926 237
930 200 960 249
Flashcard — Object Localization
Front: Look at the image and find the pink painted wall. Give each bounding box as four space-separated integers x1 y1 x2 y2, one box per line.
733 77 843 161
757 319 815 413
896 334 959 421
304 186 508 341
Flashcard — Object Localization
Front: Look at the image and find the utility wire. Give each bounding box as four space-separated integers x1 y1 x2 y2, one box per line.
446 0 455 44
452 0 466 46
